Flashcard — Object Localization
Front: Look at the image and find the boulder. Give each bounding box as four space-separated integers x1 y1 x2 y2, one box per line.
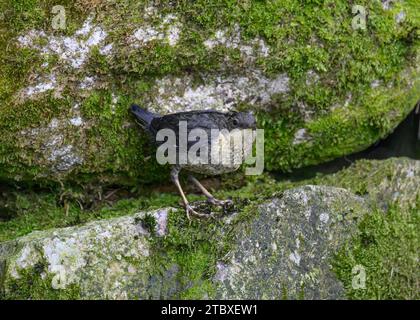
0 208 172 299
0 1 419 185
214 185 369 299
1 157 419 299
318 157 420 210
0 186 369 299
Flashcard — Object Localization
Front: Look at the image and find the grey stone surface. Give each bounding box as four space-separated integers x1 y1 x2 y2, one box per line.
0 186 370 299
0 208 171 299
214 185 369 299
1 158 418 299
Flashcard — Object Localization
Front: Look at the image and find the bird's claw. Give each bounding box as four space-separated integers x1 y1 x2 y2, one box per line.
207 197 233 207
185 204 213 220
183 198 233 220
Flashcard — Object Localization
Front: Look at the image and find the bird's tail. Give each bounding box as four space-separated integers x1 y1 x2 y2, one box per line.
130 104 157 128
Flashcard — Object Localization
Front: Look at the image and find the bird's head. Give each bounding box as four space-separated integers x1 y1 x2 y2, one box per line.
227 111 257 130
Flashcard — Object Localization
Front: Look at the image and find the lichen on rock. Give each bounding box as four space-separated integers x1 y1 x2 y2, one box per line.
0 157 418 299
1 208 171 299
214 185 370 299
0 0 418 185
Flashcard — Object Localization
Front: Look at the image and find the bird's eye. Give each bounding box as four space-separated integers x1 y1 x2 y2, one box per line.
232 119 239 126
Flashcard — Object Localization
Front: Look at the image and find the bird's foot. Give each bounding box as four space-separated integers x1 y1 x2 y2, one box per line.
185 204 214 220
207 197 233 207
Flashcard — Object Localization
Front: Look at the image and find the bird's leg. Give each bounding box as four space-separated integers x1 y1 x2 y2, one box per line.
188 175 233 206
170 166 209 219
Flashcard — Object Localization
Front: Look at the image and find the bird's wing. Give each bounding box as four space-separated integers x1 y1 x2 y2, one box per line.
150 112 229 150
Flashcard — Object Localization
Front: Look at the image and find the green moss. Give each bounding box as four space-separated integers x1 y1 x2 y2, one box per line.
0 0 86 101
0 158 418 299
332 203 420 299
2 256 81 300
144 194 257 299
0 187 180 242
146 211 221 299
0 0 418 185
0 158 415 242
137 213 157 234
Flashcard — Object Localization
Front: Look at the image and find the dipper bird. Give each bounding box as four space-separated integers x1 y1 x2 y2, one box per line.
130 104 256 218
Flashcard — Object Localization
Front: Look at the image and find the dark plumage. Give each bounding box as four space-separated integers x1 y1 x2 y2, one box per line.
130 104 256 218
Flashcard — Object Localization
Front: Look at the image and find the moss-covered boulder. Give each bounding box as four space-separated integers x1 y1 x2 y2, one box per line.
317 156 420 210
0 0 419 185
0 208 172 299
214 185 370 299
0 186 369 299
0 157 418 299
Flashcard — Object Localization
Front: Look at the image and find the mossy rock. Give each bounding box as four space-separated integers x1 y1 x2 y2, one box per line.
0 158 418 299
0 0 419 186
214 185 371 299
0 186 369 299
0 208 172 299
